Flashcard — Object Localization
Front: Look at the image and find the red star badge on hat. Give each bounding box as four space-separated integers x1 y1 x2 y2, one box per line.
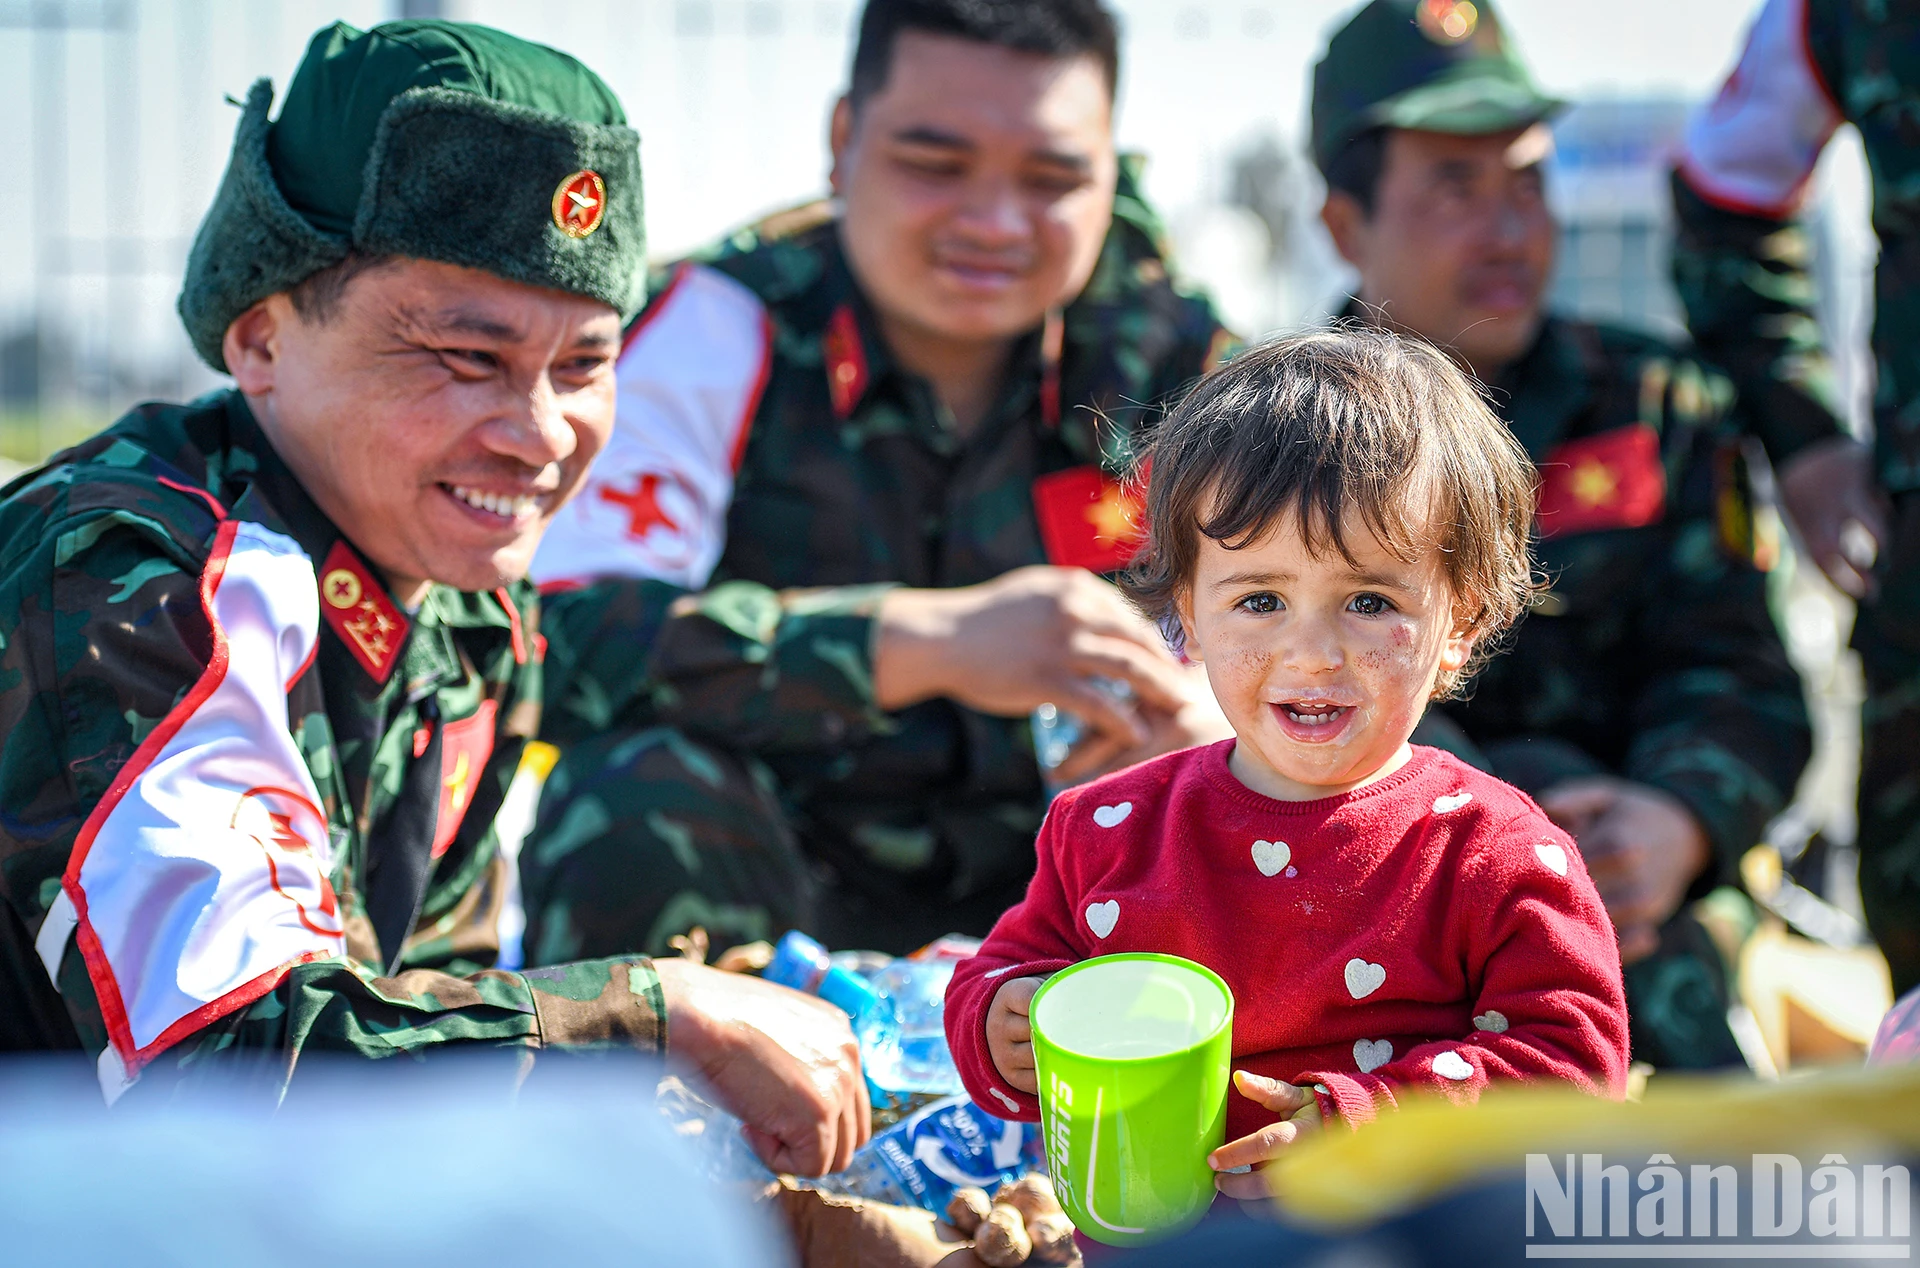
552 169 607 239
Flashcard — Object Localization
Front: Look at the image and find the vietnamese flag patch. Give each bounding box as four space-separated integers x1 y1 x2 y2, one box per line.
1535 423 1666 539
430 699 496 860
1033 465 1146 572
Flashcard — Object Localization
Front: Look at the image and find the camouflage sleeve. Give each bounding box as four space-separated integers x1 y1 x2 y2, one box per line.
1623 421 1813 890
4 510 663 1092
1670 172 1849 466
120 957 665 1078
1667 0 1853 467
536 576 896 751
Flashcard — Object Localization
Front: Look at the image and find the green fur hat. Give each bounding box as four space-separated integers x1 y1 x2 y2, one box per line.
179 20 645 372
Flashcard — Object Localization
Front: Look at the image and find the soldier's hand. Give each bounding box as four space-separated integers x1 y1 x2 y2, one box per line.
1538 777 1711 965
655 958 870 1176
1779 436 1886 599
874 566 1191 770
1082 661 1237 784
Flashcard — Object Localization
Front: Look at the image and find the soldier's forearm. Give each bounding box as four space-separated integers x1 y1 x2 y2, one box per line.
128 957 666 1093
872 585 969 709
1670 171 1849 467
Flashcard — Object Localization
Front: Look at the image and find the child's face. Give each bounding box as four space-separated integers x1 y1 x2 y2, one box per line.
1176 505 1475 800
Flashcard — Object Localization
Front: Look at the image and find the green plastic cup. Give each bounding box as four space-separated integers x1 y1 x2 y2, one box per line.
1028 953 1234 1247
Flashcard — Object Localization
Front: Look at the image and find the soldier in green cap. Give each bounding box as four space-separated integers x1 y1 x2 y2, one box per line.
1668 0 1920 997
517 0 1237 961
0 19 872 1173
1310 0 1812 1068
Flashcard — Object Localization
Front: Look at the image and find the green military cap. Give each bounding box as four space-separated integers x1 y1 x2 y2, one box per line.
1310 0 1562 173
179 20 645 372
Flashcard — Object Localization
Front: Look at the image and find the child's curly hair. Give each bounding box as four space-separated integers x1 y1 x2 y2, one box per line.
1123 326 1539 700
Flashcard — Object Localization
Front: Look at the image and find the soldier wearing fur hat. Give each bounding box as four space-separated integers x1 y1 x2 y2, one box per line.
0 19 869 1174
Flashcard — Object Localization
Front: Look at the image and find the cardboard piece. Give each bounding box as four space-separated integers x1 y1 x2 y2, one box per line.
767 1181 987 1268
1739 924 1892 1070
764 1182 1086 1268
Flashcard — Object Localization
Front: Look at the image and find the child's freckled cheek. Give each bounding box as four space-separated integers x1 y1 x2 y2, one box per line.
1232 647 1274 676
1357 624 1420 674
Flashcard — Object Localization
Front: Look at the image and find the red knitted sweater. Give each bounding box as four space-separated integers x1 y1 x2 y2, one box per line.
946 741 1630 1138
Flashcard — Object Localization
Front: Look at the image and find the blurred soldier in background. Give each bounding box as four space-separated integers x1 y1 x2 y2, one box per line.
0 20 870 1174
1313 0 1811 1067
1670 0 1920 995
518 0 1236 960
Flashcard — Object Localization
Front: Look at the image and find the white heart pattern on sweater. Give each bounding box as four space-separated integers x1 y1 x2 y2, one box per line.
1432 792 1473 814
1432 1051 1474 1081
1085 900 1120 939
1353 1038 1393 1073
1092 802 1132 828
1473 1010 1509 1033
1535 843 1569 876
1344 958 1386 999
1251 839 1291 876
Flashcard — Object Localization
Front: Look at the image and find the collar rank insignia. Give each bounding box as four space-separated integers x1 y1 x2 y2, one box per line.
1033 465 1148 573
552 169 607 239
318 540 410 683
1536 423 1667 540
823 304 870 420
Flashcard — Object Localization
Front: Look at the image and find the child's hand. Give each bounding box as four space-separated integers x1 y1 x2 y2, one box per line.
1207 1070 1324 1201
986 976 1046 1094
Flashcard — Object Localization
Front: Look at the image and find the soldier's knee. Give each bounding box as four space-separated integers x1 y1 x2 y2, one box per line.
530 727 791 872
518 727 810 962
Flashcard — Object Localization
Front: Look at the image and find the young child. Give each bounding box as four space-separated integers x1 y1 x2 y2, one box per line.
945 329 1630 1201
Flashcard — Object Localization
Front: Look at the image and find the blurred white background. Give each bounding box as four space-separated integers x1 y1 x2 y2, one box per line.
0 0 1877 437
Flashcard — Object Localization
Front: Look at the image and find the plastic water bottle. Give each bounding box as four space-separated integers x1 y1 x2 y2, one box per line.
764 930 881 1020
655 1078 778 1188
801 1095 1045 1214
1031 676 1135 794
861 958 966 1104
763 932 960 1112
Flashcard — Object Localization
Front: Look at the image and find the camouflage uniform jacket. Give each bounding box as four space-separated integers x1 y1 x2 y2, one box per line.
533 163 1233 903
1671 0 1920 487
0 392 875 1095
1403 307 1815 890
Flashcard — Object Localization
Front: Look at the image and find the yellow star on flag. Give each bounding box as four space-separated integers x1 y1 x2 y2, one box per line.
1569 460 1618 509
1084 483 1140 546
444 750 472 814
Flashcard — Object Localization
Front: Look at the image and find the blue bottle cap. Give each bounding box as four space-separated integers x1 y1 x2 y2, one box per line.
817 965 880 1020
764 930 832 994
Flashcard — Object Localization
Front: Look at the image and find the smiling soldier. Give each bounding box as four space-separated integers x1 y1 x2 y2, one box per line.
522 0 1237 959
0 19 873 1174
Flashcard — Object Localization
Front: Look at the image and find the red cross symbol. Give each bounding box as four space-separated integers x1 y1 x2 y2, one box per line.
599 472 682 541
